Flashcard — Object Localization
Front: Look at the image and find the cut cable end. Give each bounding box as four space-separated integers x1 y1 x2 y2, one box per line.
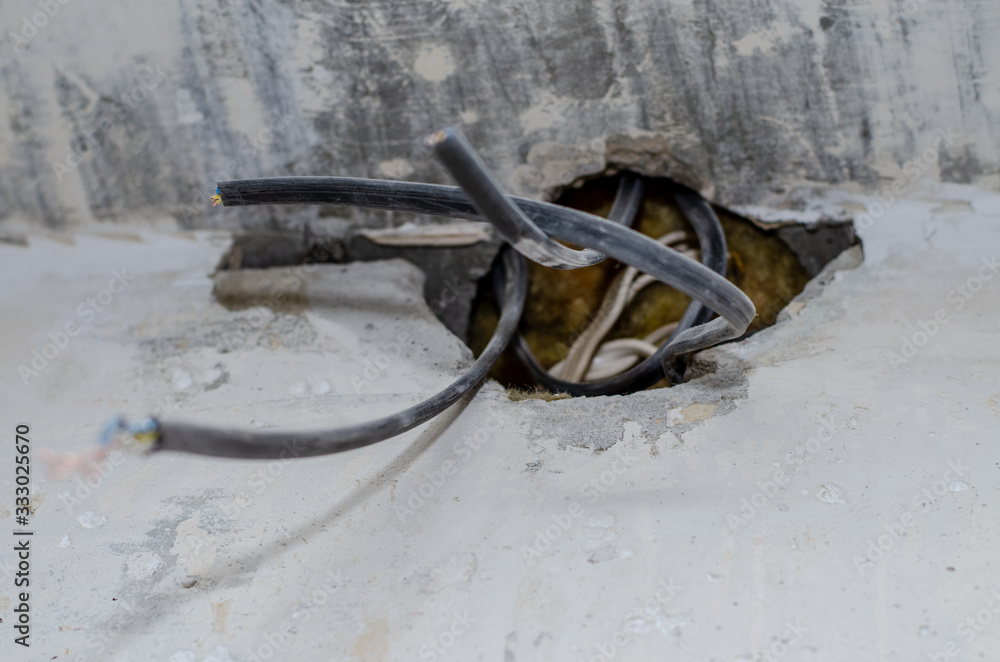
422 127 454 150
97 415 161 453
39 416 161 481
210 187 223 206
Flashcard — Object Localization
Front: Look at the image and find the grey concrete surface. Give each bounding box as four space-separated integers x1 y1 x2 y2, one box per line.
1 0 998 229
0 180 998 660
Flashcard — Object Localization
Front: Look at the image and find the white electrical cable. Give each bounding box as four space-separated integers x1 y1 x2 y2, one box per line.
550 232 700 382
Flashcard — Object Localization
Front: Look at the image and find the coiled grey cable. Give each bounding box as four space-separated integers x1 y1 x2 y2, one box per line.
97 127 754 459
507 185 731 395
499 173 650 387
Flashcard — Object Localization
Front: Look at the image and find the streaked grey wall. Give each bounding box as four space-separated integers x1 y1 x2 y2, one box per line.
1 0 997 229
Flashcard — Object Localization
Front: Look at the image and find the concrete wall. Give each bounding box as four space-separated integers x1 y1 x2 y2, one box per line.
2 0 997 230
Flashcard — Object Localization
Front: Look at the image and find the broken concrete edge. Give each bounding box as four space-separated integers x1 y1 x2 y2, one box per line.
511 131 713 203
505 241 864 452
509 131 865 219
211 225 503 341
507 133 862 277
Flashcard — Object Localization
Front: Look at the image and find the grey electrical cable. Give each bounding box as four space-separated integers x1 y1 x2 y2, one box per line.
213 177 753 344
424 128 607 269
605 175 645 226
507 187 731 395
504 173 646 383
154 249 527 459
167 180 751 455
105 129 753 459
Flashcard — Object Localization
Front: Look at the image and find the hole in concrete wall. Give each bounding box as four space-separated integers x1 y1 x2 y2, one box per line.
215 230 347 273
466 172 859 392
212 225 499 339
211 229 346 314
209 173 858 395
